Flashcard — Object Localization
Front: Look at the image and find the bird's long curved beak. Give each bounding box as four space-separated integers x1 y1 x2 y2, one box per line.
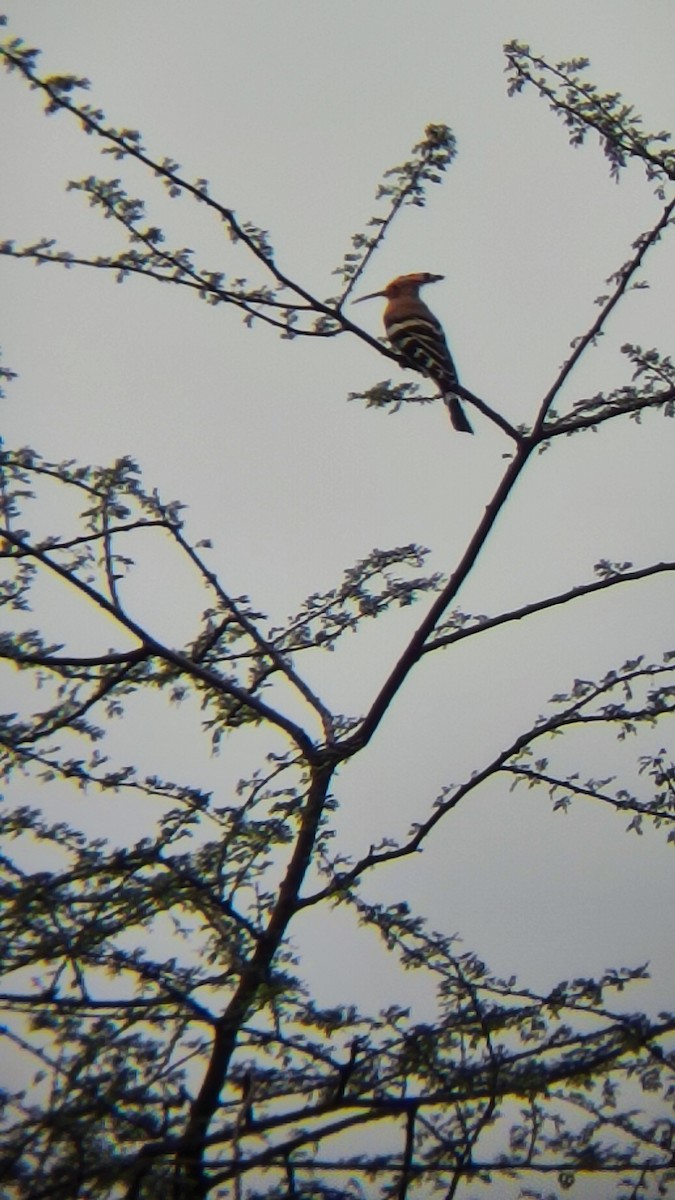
353 289 385 304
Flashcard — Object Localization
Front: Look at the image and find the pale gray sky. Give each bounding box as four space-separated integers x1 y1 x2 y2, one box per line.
2 0 674 1035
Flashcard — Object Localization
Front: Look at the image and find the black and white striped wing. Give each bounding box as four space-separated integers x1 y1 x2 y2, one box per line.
385 312 459 393
385 311 472 433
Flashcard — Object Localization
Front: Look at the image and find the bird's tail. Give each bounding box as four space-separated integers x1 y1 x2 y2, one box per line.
444 393 473 434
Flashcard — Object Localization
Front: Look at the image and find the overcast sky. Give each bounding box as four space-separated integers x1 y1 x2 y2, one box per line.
2 1 674 1029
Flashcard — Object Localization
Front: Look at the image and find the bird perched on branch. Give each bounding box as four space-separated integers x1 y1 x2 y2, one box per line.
354 272 473 433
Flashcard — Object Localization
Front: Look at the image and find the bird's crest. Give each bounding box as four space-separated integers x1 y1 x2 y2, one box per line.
354 272 444 302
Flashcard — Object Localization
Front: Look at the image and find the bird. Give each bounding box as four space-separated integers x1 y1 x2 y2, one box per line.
354 272 473 433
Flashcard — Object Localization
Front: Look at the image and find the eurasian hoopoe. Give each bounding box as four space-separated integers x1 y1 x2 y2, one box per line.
355 272 473 434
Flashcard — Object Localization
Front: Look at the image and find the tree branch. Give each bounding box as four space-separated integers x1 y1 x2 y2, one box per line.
425 560 675 654
0 528 316 757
